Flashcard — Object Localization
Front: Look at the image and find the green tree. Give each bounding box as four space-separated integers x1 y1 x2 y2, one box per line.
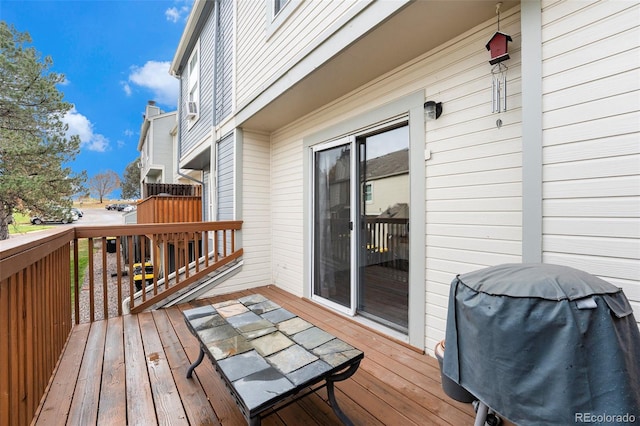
0 22 85 240
88 170 121 203
121 159 141 199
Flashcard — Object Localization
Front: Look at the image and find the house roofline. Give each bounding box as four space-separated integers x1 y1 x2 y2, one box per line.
137 111 177 151
170 0 210 77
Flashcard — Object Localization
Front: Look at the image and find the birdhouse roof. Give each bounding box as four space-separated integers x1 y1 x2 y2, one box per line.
485 31 513 50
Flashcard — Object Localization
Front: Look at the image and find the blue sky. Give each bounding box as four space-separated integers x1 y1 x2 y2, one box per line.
1 0 193 196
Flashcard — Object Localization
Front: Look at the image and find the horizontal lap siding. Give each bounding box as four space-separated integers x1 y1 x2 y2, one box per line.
181 10 216 157
235 0 358 106
216 0 233 124
268 7 524 351
202 169 210 220
210 131 273 294
541 0 640 323
216 135 234 270
217 134 234 222
150 116 175 179
270 134 305 297
424 12 523 352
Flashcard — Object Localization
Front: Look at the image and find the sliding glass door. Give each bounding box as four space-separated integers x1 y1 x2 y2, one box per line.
312 125 409 332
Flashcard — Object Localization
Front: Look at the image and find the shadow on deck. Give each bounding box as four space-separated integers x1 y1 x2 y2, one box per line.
34 286 475 425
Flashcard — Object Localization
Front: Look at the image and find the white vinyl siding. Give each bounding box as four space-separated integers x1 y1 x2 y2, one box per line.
423 11 523 352
540 0 640 324
217 133 235 221
149 113 176 181
235 0 365 106
268 8 524 350
209 131 274 294
270 132 305 297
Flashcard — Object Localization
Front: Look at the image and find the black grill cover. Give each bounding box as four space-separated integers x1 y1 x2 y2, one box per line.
443 263 640 425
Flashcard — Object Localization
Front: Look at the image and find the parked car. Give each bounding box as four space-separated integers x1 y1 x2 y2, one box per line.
122 204 136 212
105 203 117 210
115 204 129 211
71 207 83 218
31 209 78 225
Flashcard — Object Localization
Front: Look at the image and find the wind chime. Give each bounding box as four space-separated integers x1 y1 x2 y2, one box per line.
485 3 512 116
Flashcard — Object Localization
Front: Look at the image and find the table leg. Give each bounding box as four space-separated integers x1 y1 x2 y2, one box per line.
186 347 205 378
326 360 361 426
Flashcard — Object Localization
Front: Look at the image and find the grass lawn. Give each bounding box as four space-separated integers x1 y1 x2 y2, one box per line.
70 238 89 302
8 211 92 300
8 212 52 234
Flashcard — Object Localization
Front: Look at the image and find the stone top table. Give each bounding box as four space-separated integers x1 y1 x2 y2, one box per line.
183 294 364 425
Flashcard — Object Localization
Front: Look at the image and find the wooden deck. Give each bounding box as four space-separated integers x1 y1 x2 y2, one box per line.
33 285 476 425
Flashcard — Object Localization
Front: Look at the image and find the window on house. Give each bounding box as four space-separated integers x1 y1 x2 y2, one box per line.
267 0 300 37
364 182 373 203
187 43 199 120
274 0 288 16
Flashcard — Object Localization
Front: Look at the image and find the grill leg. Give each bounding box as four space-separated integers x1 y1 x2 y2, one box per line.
474 400 489 426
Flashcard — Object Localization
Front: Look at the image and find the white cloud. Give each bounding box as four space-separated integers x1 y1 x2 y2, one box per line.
122 82 132 96
63 107 110 152
165 7 180 23
128 60 178 107
165 1 192 23
124 129 134 138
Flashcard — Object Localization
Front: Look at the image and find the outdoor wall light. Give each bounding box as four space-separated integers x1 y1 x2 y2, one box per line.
424 101 442 120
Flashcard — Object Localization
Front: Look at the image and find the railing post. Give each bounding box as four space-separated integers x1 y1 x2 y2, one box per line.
116 236 122 316
88 237 95 323
101 237 108 320
73 238 80 325
128 236 134 311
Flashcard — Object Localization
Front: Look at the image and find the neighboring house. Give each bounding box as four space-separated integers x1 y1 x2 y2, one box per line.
138 101 178 189
168 0 640 354
363 148 409 216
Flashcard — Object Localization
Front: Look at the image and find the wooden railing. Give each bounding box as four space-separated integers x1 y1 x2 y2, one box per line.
143 182 201 197
136 195 202 224
364 217 409 268
327 217 409 267
0 229 75 426
0 220 242 426
73 221 242 320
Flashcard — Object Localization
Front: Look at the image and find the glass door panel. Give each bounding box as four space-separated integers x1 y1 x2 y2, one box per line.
357 125 409 332
312 142 352 309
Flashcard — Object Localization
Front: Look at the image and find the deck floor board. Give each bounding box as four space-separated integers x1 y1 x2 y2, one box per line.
67 321 106 426
98 317 126 425
35 285 476 425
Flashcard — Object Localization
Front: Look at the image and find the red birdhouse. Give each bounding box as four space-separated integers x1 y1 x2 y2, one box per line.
486 31 512 65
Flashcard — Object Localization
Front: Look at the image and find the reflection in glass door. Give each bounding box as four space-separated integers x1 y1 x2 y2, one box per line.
312 141 353 310
358 125 409 332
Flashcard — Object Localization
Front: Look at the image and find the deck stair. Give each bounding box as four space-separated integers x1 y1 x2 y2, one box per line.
127 253 243 312
125 235 243 314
